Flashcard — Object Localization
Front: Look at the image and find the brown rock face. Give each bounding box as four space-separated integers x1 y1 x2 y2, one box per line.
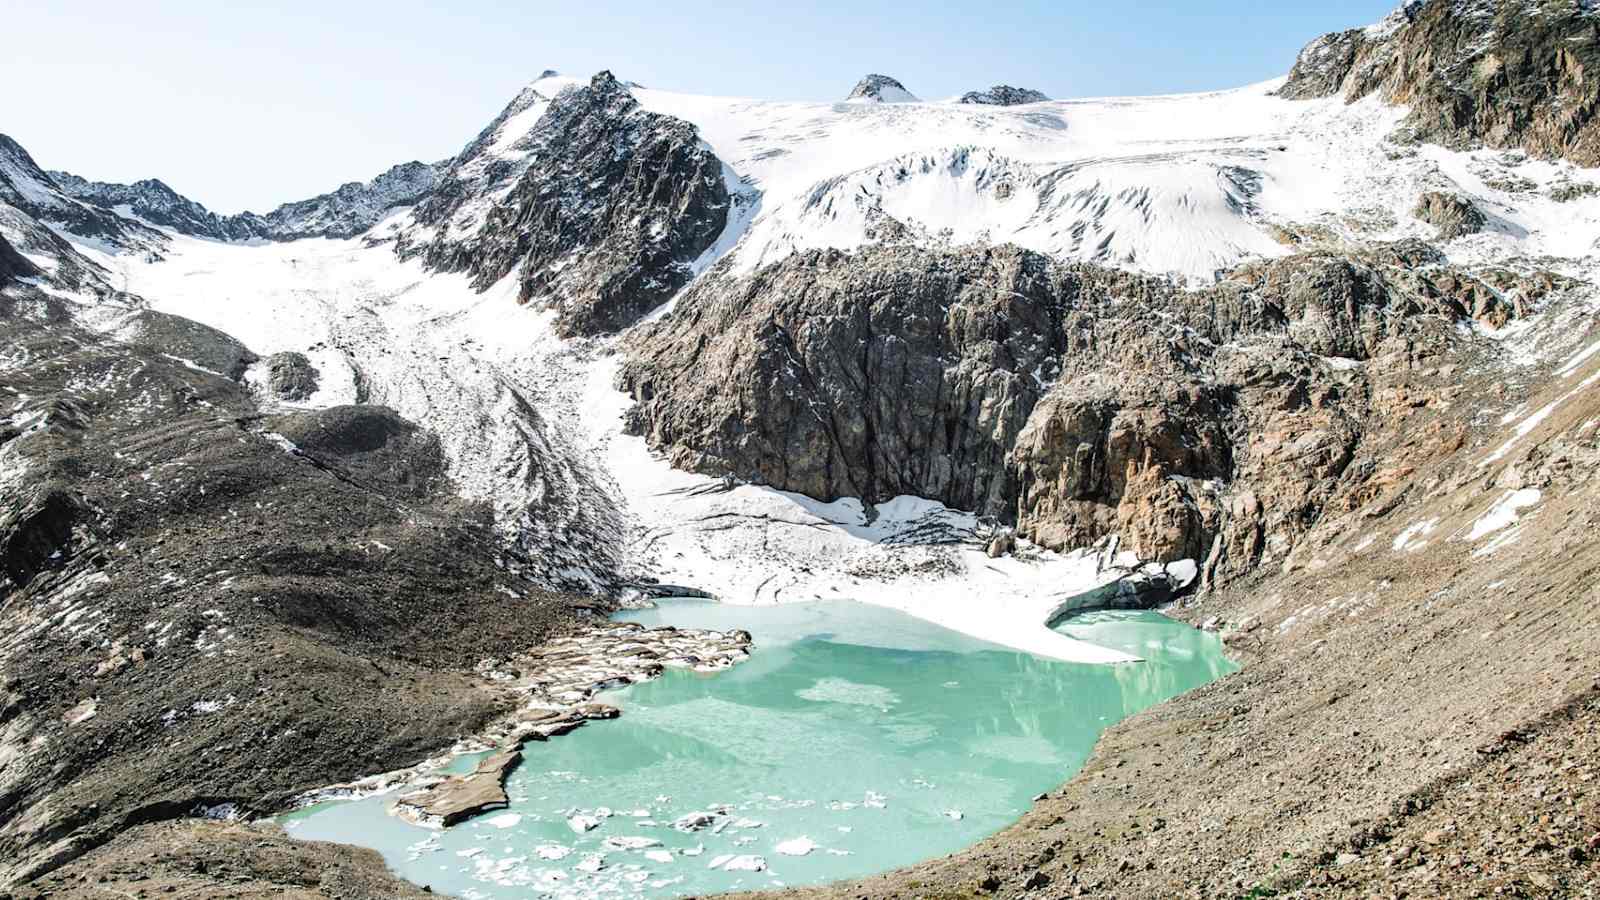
1011 377 1231 563
621 242 1564 585
1279 0 1600 167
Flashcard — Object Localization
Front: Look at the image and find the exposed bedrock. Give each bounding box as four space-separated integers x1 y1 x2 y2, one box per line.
1412 190 1487 240
0 233 38 285
1280 0 1600 166
621 241 1569 586
408 71 731 337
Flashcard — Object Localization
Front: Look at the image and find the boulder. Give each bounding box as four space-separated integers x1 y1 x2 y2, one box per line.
263 351 320 401
1413 192 1485 240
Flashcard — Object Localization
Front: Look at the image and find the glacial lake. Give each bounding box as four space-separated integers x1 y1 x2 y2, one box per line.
284 599 1235 898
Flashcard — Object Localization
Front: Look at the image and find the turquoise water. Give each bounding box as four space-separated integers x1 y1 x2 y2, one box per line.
284 600 1234 898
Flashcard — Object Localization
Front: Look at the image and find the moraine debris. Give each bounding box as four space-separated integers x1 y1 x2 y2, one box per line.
387 620 752 828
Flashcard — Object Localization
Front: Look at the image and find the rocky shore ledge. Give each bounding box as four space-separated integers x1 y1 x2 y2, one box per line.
300 620 754 829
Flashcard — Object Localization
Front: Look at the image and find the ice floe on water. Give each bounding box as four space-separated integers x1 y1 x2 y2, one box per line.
795 678 900 709
775 837 818 856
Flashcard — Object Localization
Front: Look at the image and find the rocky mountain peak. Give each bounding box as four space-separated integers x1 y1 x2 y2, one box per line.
48 157 441 243
1 132 167 258
958 85 1050 106
587 69 626 92
846 74 918 103
0 133 57 191
398 66 730 336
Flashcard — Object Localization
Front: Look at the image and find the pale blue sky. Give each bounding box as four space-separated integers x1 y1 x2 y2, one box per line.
5 1 1395 214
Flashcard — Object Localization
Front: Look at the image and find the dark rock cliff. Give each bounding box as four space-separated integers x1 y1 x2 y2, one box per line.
0 233 37 285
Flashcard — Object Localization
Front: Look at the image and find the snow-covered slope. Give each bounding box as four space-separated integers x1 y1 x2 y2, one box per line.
17 3 1600 660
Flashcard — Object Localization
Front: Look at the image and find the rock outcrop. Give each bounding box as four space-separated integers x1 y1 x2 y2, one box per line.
621 241 1560 585
0 233 37 285
401 72 731 336
958 85 1050 106
1412 190 1486 239
262 350 319 401
621 245 1070 517
846 74 918 103
1279 0 1600 166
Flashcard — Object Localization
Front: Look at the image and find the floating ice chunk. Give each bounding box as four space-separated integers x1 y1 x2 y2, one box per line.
595 806 614 818
775 837 817 856
723 855 767 872
826 848 853 856
732 817 764 828
943 809 963 820
796 677 899 709
602 836 663 851
485 813 522 828
456 847 484 858
629 808 651 817
568 814 602 833
536 845 572 860
673 811 718 832
575 854 605 873
644 850 674 864
681 844 705 856
708 854 735 870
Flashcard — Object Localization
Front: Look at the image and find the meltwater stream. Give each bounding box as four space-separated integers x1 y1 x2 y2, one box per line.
284 600 1235 898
